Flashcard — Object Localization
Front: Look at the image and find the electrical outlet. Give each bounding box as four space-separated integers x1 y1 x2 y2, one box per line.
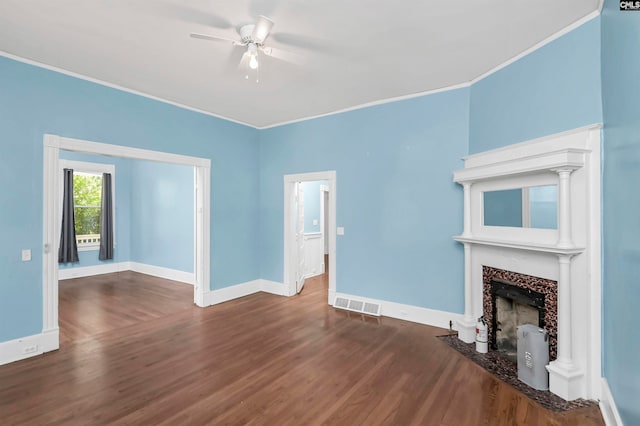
21 249 31 262
23 345 37 354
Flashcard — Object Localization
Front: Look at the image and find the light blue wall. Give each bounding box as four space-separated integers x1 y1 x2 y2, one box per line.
57 151 132 269
259 89 469 313
130 160 194 273
0 55 259 342
303 180 326 234
601 1 640 423
469 18 602 154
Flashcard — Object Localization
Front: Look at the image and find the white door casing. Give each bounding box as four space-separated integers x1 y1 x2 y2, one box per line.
284 171 337 302
296 182 305 293
320 184 329 267
43 134 211 351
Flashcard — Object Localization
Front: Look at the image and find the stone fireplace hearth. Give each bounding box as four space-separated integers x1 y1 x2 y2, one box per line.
452 125 602 402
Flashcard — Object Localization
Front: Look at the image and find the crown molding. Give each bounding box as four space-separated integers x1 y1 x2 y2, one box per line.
0 6 602 131
470 10 601 84
0 50 258 129
257 82 471 129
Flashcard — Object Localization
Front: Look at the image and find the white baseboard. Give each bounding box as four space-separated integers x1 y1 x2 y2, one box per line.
204 282 462 332
58 261 129 280
0 329 59 366
328 289 336 305
600 378 624 426
260 279 289 296
129 262 195 285
333 292 463 330
204 279 290 306
206 280 262 306
58 261 196 285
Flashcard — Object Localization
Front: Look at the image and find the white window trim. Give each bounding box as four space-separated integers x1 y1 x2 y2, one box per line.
59 159 116 251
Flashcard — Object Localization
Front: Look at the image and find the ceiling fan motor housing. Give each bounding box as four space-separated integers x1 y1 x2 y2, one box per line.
240 24 256 44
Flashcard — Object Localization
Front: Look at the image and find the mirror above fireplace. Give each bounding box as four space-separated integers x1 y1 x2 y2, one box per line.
483 185 557 230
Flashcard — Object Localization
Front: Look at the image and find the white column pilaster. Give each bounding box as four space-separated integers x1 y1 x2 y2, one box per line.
462 182 472 237
555 168 575 249
555 255 574 367
546 254 583 400
457 242 476 343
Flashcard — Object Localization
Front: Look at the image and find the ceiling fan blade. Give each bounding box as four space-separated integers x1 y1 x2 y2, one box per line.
252 15 274 44
271 33 331 53
190 32 239 45
221 47 246 75
261 46 302 65
157 2 232 29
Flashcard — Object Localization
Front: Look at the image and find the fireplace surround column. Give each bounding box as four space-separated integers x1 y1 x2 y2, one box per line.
555 168 575 248
457 243 476 343
462 183 471 238
546 254 583 400
457 182 476 343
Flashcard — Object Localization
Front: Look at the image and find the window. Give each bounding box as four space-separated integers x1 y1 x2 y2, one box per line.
60 159 115 250
73 172 102 246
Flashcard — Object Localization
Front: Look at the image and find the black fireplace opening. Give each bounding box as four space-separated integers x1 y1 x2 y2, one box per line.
490 279 546 361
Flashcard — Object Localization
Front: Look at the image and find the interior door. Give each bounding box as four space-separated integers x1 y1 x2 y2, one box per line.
296 182 306 293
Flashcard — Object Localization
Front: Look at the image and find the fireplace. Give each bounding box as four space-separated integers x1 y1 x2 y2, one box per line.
483 266 557 361
491 280 544 360
452 126 602 401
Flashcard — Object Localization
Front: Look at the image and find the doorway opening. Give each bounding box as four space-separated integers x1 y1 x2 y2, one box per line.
283 171 336 304
43 134 211 351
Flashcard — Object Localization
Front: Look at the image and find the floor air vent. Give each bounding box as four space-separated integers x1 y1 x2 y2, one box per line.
334 296 381 316
334 297 349 309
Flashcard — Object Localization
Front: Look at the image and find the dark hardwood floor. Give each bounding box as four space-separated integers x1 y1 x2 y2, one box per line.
58 271 194 345
0 268 603 425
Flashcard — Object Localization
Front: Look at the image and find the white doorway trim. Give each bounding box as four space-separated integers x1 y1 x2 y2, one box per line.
43 134 211 349
320 183 329 273
284 171 336 303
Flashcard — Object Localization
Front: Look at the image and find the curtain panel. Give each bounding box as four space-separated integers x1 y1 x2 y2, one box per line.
99 172 114 260
58 168 79 263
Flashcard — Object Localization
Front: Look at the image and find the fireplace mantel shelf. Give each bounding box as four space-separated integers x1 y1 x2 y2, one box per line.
453 235 585 255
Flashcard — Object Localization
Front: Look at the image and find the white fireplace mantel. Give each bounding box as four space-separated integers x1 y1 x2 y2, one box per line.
453 236 584 256
452 124 602 402
453 148 587 184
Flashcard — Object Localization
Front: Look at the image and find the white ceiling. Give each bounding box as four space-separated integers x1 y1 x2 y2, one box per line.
0 1 600 128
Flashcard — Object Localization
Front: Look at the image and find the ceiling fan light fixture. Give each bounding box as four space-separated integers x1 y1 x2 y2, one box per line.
249 55 259 70
247 43 259 69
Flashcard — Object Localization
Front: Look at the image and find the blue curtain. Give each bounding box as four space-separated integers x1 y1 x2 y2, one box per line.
58 168 79 263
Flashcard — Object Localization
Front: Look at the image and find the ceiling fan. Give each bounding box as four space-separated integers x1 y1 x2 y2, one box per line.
190 15 297 80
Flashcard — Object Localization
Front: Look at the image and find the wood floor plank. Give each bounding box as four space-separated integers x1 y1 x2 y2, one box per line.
0 270 604 425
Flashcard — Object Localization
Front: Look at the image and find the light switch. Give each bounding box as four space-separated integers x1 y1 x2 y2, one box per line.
21 249 31 262
337 227 345 236
313 219 318 226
